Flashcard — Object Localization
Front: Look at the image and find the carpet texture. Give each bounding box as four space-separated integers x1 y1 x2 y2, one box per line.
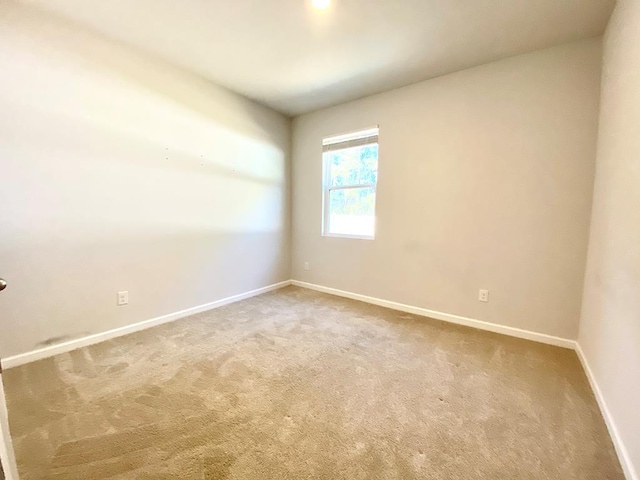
2 286 623 479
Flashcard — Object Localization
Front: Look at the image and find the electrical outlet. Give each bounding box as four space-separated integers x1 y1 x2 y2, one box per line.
304 262 310 271
117 291 129 306
478 289 489 302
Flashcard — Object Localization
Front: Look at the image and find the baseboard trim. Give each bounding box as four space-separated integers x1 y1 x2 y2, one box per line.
1 280 292 370
291 280 576 349
291 280 637 476
575 344 638 480
1 279 633 479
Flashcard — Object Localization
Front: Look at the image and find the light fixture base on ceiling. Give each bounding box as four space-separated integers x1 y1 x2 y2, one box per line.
312 0 331 11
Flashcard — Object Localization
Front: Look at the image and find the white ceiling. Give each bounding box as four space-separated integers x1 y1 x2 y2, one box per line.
21 0 614 116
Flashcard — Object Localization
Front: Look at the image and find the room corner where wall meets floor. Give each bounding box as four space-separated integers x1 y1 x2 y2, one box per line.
0 287 626 479
292 38 602 342
0 1 292 361
575 0 640 478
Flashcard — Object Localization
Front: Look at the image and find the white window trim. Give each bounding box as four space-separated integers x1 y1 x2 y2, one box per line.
321 127 379 240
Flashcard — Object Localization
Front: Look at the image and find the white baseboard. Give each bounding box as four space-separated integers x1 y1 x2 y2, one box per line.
0 279 633 479
1 280 292 370
291 280 636 479
575 344 638 480
291 280 576 349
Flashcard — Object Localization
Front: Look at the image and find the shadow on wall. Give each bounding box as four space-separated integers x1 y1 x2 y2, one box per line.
1 230 289 355
0 1 289 148
0 3 291 358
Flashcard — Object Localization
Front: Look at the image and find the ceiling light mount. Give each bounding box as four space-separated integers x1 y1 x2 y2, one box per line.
312 0 331 10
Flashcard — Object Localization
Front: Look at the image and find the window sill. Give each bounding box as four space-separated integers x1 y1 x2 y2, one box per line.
322 233 375 240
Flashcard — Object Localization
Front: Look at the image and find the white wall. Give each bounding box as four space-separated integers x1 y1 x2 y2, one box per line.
292 39 602 340
579 0 640 477
0 3 291 358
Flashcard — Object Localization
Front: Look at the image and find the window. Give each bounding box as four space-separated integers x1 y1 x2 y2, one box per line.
322 127 379 239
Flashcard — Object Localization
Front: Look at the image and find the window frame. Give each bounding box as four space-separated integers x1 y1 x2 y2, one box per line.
321 127 379 240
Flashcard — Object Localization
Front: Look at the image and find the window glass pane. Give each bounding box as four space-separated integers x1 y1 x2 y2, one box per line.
328 187 376 237
326 144 378 187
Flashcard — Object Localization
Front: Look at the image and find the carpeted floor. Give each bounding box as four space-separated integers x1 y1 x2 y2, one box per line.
2 286 623 479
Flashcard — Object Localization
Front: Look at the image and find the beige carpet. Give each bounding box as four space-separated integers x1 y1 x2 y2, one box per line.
2 286 623 479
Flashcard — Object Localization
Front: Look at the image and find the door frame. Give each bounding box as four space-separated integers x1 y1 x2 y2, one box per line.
0 368 19 480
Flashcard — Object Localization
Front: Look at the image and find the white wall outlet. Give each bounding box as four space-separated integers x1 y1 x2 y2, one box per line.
478 289 489 302
304 262 310 271
117 291 129 306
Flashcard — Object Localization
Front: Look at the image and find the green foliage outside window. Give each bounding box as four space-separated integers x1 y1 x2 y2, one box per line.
325 144 378 216
328 144 378 187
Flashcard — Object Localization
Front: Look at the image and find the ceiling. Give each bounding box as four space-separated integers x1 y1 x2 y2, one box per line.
20 0 615 116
